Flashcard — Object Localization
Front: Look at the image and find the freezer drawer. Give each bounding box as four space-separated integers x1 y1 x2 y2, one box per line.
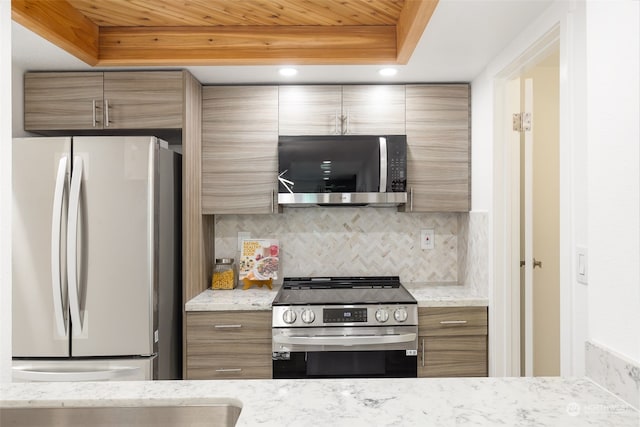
12 357 154 382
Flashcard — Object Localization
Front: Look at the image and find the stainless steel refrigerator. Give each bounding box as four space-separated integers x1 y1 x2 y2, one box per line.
12 136 182 382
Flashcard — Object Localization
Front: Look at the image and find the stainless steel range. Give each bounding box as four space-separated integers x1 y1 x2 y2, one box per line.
272 276 418 379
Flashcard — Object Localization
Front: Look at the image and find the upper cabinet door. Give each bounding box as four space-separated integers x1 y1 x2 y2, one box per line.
201 86 279 214
405 85 470 212
24 72 104 131
103 72 184 129
342 85 406 135
278 85 342 135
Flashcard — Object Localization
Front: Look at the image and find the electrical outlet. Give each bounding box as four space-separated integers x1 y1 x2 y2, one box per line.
237 232 251 251
420 229 435 250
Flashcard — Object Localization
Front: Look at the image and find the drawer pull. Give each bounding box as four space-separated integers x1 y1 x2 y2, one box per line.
213 324 242 329
215 368 242 373
439 320 468 325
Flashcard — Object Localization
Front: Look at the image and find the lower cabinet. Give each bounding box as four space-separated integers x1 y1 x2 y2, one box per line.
418 306 488 377
186 311 272 379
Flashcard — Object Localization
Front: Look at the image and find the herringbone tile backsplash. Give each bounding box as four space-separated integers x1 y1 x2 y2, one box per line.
213 208 462 283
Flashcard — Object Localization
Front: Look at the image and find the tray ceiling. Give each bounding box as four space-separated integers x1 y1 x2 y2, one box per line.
11 0 439 66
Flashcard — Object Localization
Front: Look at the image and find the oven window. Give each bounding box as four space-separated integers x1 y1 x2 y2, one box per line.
273 351 417 379
307 351 385 377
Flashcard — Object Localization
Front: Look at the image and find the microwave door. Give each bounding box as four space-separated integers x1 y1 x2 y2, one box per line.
278 135 380 193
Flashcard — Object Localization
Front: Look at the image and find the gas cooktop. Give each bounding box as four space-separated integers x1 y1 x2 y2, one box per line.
272 276 417 306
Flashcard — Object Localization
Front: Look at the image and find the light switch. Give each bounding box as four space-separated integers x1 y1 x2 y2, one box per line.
577 246 588 285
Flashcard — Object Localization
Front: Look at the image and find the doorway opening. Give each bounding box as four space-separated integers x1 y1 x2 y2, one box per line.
512 49 561 376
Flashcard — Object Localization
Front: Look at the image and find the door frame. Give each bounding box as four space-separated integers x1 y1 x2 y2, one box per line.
491 20 577 376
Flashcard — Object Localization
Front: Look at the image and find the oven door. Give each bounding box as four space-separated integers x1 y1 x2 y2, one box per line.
272 326 417 379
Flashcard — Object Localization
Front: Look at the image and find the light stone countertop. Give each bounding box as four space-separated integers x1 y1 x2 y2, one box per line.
185 285 282 311
1 377 638 426
185 282 488 311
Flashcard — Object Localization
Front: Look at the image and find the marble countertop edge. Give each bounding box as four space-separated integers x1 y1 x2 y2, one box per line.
185 282 489 311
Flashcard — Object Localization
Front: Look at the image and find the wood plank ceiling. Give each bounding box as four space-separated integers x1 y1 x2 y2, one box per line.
11 0 439 66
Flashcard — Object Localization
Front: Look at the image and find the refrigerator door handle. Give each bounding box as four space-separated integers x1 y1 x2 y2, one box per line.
12 367 140 382
67 156 84 336
51 156 68 338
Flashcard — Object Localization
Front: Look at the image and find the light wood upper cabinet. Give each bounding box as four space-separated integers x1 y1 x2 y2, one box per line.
24 71 184 131
278 85 342 135
404 84 471 212
279 85 405 135
342 85 405 135
24 72 103 131
102 72 183 129
201 86 279 214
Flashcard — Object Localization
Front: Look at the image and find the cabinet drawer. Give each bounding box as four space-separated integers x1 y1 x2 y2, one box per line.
418 307 487 336
186 341 272 380
186 311 271 342
419 335 487 377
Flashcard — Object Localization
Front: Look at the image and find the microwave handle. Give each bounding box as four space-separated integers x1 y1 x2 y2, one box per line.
379 137 387 192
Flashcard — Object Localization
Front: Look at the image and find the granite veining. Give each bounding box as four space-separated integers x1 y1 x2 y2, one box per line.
403 283 489 307
185 285 281 311
1 377 638 426
586 340 640 409
185 283 489 311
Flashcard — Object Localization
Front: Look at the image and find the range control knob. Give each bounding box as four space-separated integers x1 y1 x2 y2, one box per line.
282 309 297 324
375 309 389 323
301 309 316 324
394 308 408 322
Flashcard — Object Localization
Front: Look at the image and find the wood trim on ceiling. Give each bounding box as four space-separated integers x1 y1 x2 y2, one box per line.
11 0 439 66
12 0 99 66
98 25 397 66
396 0 439 64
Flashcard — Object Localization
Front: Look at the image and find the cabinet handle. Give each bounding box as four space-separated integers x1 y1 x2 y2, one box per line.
421 338 425 367
215 368 242 373
345 110 350 134
92 100 97 127
439 320 468 325
104 99 110 127
213 324 242 329
271 189 275 213
410 187 414 212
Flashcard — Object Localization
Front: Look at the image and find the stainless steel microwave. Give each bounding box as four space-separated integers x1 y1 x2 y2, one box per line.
277 135 407 206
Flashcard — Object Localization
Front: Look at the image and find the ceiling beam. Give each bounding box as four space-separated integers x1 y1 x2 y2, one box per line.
396 0 439 64
97 26 397 66
12 0 99 66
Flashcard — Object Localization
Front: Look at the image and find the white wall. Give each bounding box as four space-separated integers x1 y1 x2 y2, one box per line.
475 0 640 376
471 0 589 376
0 0 13 382
586 0 640 361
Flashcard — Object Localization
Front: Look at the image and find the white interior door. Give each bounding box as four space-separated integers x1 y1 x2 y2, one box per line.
522 78 534 377
519 51 561 377
526 53 561 376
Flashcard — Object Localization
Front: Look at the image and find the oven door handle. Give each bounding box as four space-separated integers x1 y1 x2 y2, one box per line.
273 333 416 347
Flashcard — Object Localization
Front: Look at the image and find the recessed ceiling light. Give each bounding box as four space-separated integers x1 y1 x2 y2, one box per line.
379 68 398 77
279 67 298 77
